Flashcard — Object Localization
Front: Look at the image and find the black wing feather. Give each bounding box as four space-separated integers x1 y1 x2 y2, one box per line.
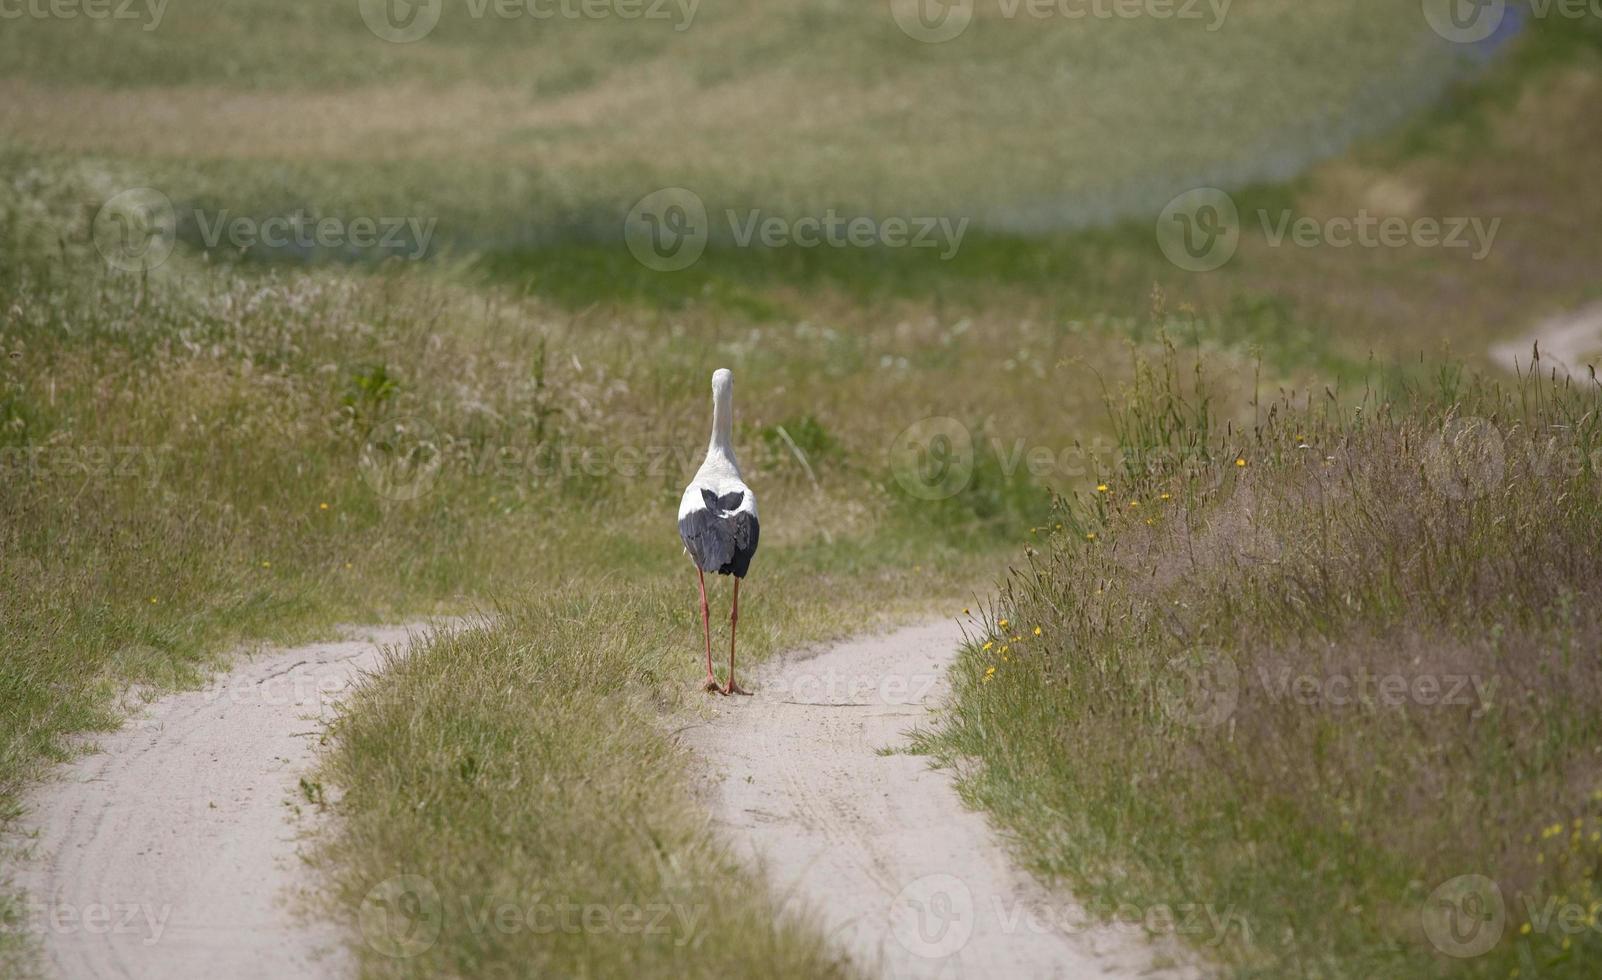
679 506 735 574
680 497 759 578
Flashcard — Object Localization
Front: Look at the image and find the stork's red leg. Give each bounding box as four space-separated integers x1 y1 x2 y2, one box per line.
723 577 751 696
698 569 718 693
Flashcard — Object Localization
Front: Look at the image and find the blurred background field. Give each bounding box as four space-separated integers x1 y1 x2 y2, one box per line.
4 2 1602 978
0 0 1472 236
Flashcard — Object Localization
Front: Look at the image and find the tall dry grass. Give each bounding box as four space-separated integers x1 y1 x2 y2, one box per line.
932 340 1602 977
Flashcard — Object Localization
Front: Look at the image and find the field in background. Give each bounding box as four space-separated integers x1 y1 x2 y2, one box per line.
1 0 1465 242
3 2 1600 978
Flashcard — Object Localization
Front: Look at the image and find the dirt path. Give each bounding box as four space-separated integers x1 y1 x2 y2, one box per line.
13 623 448 980
1490 301 1602 377
686 620 1201 980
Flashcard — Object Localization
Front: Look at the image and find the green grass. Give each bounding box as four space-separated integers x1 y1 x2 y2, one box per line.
3 3 1601 978
925 339 1602 978
314 555 991 979
0 1 1468 241
0 168 1071 975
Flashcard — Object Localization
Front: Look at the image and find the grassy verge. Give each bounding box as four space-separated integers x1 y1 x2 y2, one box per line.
3 6 1598 979
0 171 1074 974
313 559 987 978
928 340 1602 978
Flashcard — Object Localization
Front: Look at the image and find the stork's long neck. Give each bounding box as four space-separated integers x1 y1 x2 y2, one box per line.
708 386 735 460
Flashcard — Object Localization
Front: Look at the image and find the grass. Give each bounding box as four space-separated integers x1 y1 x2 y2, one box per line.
0 164 1079 975
2 3 1600 979
926 337 1602 978
314 566 978 978
0 1 1467 244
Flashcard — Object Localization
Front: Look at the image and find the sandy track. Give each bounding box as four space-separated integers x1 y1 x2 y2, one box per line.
1490 301 1602 377
13 623 447 980
687 620 1200 980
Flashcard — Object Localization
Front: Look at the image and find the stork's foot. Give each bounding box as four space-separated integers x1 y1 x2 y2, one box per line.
721 681 752 697
702 675 722 694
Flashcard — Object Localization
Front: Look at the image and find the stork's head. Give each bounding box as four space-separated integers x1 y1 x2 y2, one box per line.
712 368 733 403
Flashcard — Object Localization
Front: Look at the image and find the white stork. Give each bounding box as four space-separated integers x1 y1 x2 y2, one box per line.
678 369 760 695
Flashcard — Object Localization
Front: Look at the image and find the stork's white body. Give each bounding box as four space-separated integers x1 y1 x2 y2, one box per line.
679 369 758 695
678 369 759 578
